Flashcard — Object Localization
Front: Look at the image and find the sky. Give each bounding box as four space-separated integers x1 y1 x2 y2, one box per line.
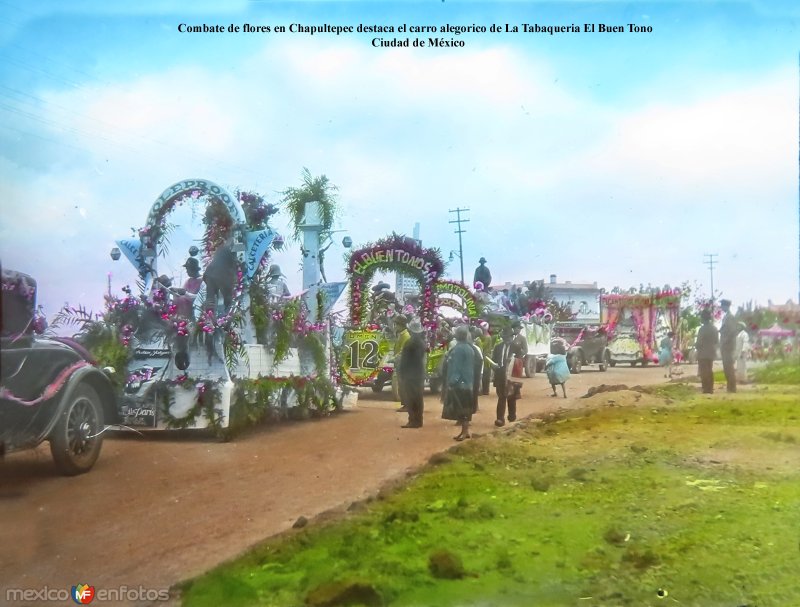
1 0 798 323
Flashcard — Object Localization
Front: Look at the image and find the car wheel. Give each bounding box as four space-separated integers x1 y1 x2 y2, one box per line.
571 353 582 374
428 378 441 394
641 358 649 367
524 356 536 378
371 381 385 393
630 361 637 367
599 351 610 372
49 384 104 476
609 360 616 368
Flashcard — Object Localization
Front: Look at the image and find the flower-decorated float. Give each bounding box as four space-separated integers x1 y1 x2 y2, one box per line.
473 282 554 377
600 288 682 367
73 178 341 435
338 234 445 393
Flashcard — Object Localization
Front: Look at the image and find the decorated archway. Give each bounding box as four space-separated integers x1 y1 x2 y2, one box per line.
117 179 281 309
346 233 444 329
340 234 444 386
137 179 246 287
434 279 480 319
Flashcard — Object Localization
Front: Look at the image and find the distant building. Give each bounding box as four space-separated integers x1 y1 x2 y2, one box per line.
767 299 800 317
396 273 420 304
395 223 422 304
502 274 603 324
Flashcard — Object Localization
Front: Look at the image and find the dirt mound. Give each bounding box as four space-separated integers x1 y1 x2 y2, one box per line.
582 384 632 398
581 386 645 408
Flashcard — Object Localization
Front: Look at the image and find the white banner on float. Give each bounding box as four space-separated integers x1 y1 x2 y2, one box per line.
115 239 150 276
244 228 277 279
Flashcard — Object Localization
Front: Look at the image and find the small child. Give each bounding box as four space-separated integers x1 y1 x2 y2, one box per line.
545 338 571 398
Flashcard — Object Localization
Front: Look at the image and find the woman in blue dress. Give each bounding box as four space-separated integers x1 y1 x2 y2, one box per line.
545 338 571 398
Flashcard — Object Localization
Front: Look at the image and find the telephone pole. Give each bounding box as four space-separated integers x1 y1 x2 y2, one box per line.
704 253 718 304
448 208 469 284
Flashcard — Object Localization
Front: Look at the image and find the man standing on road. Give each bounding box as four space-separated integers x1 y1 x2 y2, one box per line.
398 318 427 428
490 327 521 426
695 308 719 394
718 299 737 393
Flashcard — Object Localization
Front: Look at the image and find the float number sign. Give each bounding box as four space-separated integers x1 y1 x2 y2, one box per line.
342 329 389 384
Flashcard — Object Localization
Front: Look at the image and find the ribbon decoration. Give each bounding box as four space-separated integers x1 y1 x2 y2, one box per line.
0 361 90 407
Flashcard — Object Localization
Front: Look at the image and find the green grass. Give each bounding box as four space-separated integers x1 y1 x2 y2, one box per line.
180 383 800 607
752 357 800 384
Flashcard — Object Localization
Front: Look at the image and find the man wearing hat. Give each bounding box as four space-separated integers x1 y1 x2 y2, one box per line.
473 257 492 290
695 308 719 394
718 299 737 393
489 326 523 426
265 264 290 301
398 318 427 428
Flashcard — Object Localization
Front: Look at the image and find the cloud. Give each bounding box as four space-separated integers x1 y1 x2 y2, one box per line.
1 36 796 319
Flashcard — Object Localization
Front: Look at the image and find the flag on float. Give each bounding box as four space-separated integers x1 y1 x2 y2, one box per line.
115 239 150 277
319 281 347 316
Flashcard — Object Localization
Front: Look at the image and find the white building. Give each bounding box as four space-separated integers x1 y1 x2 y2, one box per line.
502 274 603 324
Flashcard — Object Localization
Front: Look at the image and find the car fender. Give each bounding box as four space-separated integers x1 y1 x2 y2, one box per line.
41 365 118 442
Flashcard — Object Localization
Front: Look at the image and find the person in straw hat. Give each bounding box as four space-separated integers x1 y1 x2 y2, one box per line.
398 317 427 428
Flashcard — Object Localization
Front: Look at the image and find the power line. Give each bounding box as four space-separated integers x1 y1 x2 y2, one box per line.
448 207 469 284
703 253 718 304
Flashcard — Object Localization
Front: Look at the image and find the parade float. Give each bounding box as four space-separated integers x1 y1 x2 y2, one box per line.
425 279 485 389
476 288 554 377
61 178 343 436
600 288 681 367
338 234 445 392
518 313 555 376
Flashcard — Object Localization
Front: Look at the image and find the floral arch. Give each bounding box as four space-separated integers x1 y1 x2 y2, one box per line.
434 279 480 319
345 233 444 329
138 179 247 286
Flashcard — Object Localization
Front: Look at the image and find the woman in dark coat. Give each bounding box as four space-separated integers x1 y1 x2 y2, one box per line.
398 318 427 428
441 325 476 441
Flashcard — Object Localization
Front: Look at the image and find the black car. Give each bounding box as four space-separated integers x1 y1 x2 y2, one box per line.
1 269 117 475
553 323 610 374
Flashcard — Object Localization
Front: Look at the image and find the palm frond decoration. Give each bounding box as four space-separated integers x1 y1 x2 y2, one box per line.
281 167 339 241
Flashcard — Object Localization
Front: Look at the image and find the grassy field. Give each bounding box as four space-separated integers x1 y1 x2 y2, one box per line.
180 362 800 607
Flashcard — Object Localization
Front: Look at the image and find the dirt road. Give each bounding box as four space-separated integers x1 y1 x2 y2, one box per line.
0 364 677 606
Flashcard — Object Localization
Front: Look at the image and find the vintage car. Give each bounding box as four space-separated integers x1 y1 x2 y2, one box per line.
553 323 610 373
1 269 117 475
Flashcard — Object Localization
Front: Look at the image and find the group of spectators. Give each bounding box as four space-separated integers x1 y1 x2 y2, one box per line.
394 317 528 441
693 299 750 394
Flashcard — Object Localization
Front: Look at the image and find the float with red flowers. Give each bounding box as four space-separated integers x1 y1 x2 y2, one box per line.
64 178 340 435
601 288 682 367
340 234 444 390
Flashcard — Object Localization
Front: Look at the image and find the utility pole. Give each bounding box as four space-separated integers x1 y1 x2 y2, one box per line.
448 207 469 284
704 253 718 304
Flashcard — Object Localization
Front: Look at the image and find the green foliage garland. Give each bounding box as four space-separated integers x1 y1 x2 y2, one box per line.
228 375 339 435
159 379 225 431
274 299 301 365
282 167 340 242
301 331 328 373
